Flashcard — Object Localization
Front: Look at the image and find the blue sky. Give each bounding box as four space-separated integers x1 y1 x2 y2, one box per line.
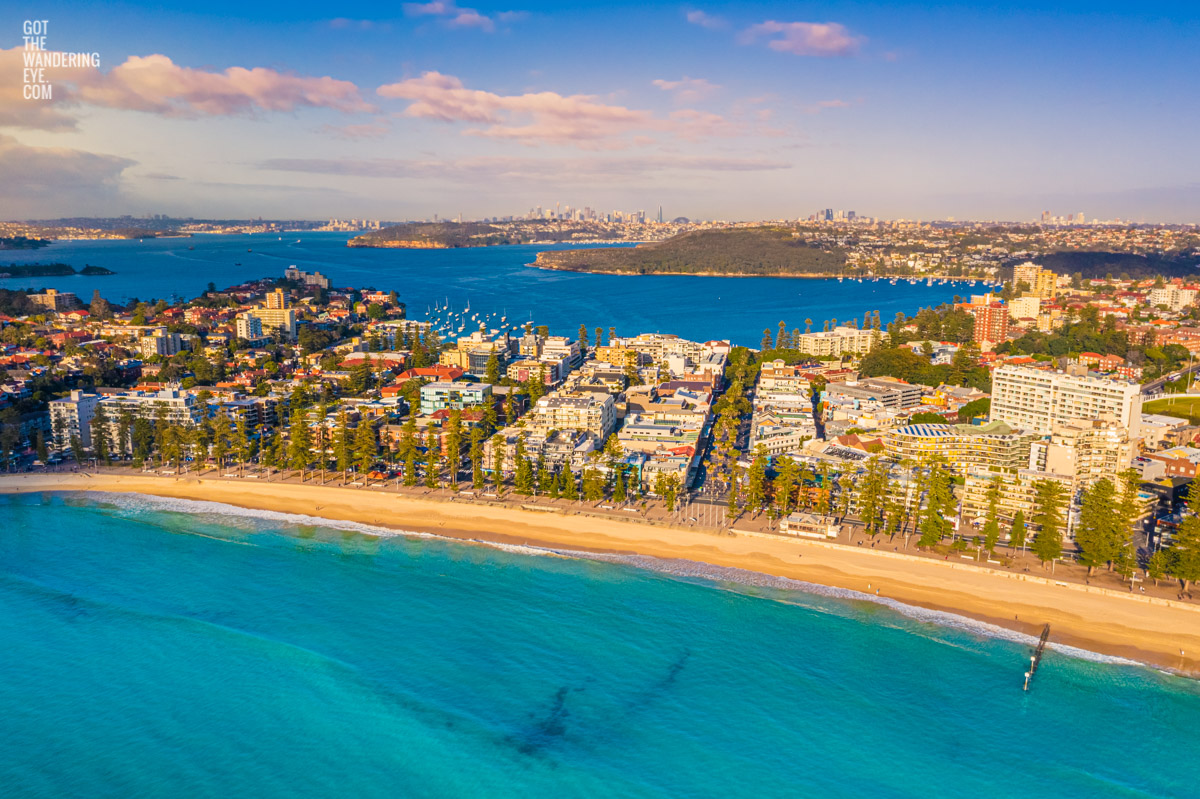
2 1 1198 221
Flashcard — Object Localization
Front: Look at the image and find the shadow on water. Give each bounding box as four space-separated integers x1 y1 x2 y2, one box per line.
623 648 691 714
506 647 693 761
509 685 580 759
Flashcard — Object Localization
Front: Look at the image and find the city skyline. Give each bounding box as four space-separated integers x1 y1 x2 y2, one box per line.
2 1 1198 222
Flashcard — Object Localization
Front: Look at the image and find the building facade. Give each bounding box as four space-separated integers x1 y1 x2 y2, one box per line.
989 365 1143 437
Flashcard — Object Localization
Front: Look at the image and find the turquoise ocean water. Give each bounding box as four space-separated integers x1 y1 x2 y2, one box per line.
1 491 1198 798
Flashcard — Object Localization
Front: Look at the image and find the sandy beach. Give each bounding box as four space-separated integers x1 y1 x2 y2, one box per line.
4 471 1199 676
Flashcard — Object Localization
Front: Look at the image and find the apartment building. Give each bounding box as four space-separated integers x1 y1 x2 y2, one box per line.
989 364 1143 437
1008 295 1041 321
284 266 331 289
251 307 298 340
962 467 1075 536
528 392 616 440
49 389 100 450
826 377 924 410
794 326 878 358
139 330 185 358
1012 262 1057 300
418 381 493 415
1147 287 1198 311
757 360 815 393
30 289 81 312
235 312 265 342
1036 416 1135 487
99 388 203 428
969 303 1011 348
885 421 1040 475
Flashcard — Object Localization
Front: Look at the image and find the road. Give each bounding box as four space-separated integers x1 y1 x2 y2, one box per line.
1142 361 1200 395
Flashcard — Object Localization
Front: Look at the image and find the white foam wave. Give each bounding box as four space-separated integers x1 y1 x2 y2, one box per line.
81 490 1146 670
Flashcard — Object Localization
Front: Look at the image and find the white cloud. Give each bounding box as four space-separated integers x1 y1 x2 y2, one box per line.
652 77 720 104
685 10 727 30
378 71 738 148
402 2 523 33
739 21 863 57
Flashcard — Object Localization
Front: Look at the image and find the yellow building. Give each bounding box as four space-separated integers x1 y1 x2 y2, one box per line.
1012 262 1057 300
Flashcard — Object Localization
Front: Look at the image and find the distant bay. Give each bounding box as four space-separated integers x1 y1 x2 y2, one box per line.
0 232 976 345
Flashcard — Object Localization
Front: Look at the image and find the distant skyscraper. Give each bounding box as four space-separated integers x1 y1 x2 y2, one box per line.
657 206 663 223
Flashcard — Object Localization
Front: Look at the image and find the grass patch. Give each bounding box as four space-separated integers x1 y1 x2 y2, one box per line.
1144 396 1200 425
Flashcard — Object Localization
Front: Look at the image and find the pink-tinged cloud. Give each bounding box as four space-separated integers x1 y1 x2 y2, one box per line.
403 1 520 33
685 10 727 30
379 71 691 148
0 47 374 124
652 76 720 104
739 21 864 57
72 55 374 116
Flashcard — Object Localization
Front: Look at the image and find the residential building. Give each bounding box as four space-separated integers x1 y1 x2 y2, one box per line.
250 307 298 340
1036 415 1135 487
884 421 1040 475
528 391 616 440
265 288 289 310
989 364 1143 437
969 303 1010 348
138 330 184 358
284 266 331 289
827 377 924 409
794 326 878 358
235 312 264 342
49 389 100 450
99 388 203 429
962 468 1075 538
419 381 493 415
30 289 81 312
1009 295 1041 321
1148 287 1198 311
1012 262 1057 300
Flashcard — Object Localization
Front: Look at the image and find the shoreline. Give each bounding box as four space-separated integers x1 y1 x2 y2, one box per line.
526 263 989 281
4 471 1198 676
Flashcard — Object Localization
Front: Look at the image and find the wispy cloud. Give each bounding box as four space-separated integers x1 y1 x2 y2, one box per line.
803 99 852 114
318 121 392 139
259 154 791 182
402 2 523 33
328 18 391 31
685 10 727 30
739 21 864 57
652 76 720 104
378 71 736 149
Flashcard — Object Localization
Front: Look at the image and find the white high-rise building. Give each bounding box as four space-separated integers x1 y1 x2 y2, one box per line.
49 390 100 450
989 365 1143 438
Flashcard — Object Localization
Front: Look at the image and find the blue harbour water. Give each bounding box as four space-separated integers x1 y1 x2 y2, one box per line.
0 232 978 346
2 492 1198 798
